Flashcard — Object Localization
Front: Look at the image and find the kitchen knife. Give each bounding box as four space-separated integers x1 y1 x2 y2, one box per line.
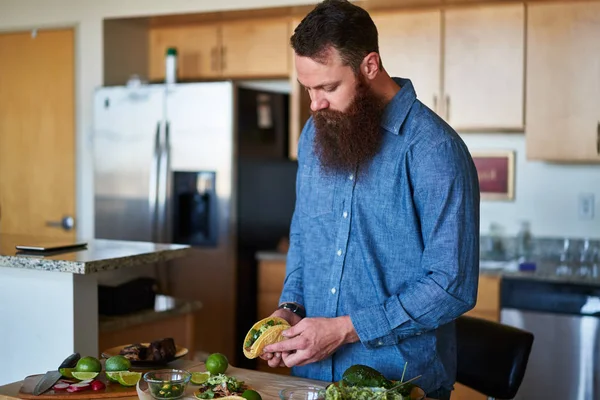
32 353 80 396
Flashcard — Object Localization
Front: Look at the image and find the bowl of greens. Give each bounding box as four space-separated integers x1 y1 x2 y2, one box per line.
143 369 191 400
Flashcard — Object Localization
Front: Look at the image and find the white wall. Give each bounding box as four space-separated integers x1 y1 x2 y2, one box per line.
462 134 600 239
1 0 598 241
0 0 312 241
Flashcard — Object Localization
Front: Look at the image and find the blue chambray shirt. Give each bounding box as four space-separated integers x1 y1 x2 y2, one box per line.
279 78 480 394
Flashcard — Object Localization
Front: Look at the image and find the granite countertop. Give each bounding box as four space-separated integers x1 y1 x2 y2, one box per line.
0 234 190 274
258 250 600 286
99 296 203 333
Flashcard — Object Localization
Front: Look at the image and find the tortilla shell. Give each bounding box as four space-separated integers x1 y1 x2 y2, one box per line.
243 316 290 359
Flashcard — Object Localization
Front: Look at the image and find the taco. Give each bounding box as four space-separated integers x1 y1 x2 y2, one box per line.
194 374 248 399
243 316 290 359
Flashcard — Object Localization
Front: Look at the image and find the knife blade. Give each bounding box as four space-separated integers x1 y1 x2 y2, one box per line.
32 353 80 396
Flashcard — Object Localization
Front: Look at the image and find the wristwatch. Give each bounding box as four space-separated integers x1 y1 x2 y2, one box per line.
278 302 306 318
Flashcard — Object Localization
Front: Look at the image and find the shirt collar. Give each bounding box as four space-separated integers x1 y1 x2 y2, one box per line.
380 77 417 135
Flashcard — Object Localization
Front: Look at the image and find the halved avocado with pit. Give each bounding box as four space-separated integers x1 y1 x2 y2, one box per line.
342 364 393 389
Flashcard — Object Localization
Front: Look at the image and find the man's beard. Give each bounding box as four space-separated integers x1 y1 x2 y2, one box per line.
313 76 385 174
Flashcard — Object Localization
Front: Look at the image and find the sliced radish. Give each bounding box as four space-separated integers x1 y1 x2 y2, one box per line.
67 383 90 392
79 379 94 384
59 379 77 384
91 381 106 391
53 383 70 391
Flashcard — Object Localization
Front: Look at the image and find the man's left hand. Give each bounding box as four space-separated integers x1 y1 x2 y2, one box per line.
262 316 359 367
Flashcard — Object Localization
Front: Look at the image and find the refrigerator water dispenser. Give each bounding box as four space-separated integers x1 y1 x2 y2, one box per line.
172 171 217 247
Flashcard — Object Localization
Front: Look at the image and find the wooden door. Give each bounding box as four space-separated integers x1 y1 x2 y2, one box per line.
0 29 76 239
371 10 442 115
220 19 290 78
444 4 525 131
149 24 221 81
526 2 600 162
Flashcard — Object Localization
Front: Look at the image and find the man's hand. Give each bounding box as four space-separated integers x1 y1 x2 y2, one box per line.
259 308 303 368
263 316 359 368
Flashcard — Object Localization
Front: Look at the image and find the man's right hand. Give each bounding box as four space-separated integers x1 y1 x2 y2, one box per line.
259 308 302 368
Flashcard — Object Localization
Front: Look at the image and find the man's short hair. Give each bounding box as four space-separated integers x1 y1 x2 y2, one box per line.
290 0 380 73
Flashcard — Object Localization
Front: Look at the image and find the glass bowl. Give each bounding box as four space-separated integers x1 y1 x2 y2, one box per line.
279 386 327 400
143 369 191 400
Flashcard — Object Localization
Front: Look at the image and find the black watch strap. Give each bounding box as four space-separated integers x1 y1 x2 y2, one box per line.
278 302 306 318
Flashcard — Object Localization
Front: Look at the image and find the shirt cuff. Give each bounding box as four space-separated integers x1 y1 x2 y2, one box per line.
349 296 419 348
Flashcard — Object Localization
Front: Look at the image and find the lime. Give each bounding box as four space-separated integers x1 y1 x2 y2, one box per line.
59 368 74 378
191 371 211 385
106 371 121 383
116 371 142 387
205 353 229 375
242 389 262 400
105 355 131 372
72 371 99 380
75 356 102 373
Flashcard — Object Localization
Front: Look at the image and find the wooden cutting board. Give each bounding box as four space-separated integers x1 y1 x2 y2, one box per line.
18 373 137 399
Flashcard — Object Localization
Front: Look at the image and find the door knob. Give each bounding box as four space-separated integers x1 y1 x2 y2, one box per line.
46 215 74 231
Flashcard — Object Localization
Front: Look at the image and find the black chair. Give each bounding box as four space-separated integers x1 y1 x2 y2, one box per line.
455 315 534 400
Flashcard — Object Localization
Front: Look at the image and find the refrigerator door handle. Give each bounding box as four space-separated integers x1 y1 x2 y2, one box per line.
156 120 171 243
149 121 161 242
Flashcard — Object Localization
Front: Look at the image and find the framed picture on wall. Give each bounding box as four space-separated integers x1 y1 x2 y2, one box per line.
471 150 515 201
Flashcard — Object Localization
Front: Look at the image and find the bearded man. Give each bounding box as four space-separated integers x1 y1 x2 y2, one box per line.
261 1 480 399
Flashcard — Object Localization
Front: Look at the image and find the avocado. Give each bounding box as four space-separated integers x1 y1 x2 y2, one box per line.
341 365 393 389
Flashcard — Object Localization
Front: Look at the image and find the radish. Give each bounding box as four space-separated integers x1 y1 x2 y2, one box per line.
67 383 90 392
91 381 106 391
53 383 69 391
79 379 94 384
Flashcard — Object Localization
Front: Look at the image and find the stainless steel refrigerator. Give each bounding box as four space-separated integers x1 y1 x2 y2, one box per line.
92 81 238 359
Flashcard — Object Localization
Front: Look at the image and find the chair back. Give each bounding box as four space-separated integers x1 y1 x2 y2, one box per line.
456 315 534 399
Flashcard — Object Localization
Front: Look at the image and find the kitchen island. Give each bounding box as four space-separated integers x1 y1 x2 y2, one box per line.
0 360 437 400
0 234 190 386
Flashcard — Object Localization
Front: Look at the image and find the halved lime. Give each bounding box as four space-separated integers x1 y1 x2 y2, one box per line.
71 371 99 380
59 368 74 378
116 371 142 387
191 371 210 385
106 371 120 383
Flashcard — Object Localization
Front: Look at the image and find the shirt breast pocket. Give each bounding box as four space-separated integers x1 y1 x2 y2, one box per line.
298 164 336 218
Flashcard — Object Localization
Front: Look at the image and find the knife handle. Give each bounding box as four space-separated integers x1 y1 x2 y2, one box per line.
58 353 81 369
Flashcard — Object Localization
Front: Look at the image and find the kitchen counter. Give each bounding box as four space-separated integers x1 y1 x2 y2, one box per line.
0 234 191 387
0 360 438 400
257 251 600 286
0 234 190 274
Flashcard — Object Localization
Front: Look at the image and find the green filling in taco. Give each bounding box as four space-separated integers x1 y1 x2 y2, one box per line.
244 319 286 349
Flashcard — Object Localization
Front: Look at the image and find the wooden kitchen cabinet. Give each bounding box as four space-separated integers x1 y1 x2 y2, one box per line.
526 2 600 162
371 5 524 132
371 9 441 114
149 24 220 81
221 19 290 78
149 19 289 81
444 4 525 131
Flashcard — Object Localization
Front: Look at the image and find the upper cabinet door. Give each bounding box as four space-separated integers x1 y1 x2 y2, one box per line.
220 19 290 78
526 2 600 162
149 25 221 81
372 10 442 114
444 4 525 131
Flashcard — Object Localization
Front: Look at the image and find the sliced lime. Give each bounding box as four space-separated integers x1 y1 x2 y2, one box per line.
116 371 142 387
106 371 121 383
191 371 210 385
59 368 74 378
71 371 99 380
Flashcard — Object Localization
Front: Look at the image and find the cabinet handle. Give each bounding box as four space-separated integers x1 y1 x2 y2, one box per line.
445 95 450 121
597 122 600 155
221 47 226 71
